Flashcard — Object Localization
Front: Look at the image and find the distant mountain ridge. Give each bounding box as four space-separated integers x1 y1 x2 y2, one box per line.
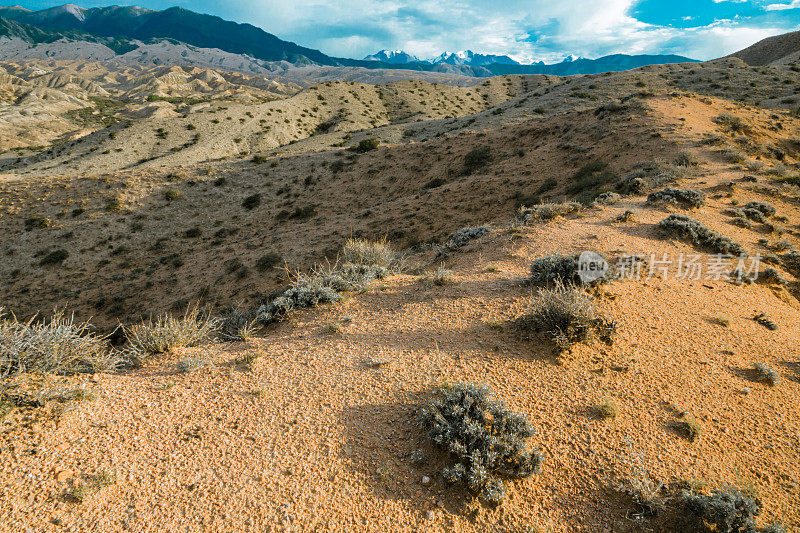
0 4 700 76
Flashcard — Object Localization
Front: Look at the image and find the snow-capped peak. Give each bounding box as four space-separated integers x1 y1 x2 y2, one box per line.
363 49 421 64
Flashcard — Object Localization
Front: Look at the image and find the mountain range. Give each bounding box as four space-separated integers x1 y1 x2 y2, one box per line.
0 4 700 76
364 49 525 67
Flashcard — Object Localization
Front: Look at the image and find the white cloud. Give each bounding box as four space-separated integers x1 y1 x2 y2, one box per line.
230 0 797 62
765 0 800 10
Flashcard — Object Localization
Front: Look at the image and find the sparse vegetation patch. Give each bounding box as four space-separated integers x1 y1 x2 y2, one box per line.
417 383 542 504
0 308 118 376
647 188 705 208
124 306 218 361
517 201 582 223
519 283 615 351
444 226 489 250
658 215 745 256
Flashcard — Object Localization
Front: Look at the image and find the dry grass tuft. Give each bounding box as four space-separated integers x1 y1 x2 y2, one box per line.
341 238 395 268
0 308 119 376
124 306 218 360
520 283 615 351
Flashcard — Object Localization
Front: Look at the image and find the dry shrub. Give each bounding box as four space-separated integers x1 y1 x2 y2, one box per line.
418 383 542 504
124 306 218 360
0 308 119 376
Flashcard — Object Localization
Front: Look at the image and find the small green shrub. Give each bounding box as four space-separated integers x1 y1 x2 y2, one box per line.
536 177 558 195
352 137 379 153
164 189 182 201
462 146 492 175
423 177 446 189
713 113 751 134
417 383 542 504
255 253 281 271
565 160 618 202
40 249 69 266
595 398 618 419
105 197 123 212
242 193 261 210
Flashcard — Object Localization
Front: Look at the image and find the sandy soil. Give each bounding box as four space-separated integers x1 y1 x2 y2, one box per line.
2 57 800 532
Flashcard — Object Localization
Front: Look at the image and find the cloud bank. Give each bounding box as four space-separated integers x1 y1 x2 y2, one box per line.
14 0 800 62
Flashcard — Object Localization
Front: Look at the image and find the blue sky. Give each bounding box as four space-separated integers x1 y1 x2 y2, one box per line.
10 0 800 62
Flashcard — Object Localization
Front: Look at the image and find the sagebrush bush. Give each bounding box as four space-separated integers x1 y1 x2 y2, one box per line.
616 161 685 194
593 191 621 206
731 207 768 223
681 488 766 533
731 200 777 224
647 188 705 208
256 263 387 324
672 416 702 442
781 250 800 276
445 226 489 249
658 214 745 256
517 201 582 223
529 254 580 285
341 238 395 268
255 239 392 325
218 309 260 341
242 193 261 210
418 383 542 504
753 362 780 386
675 151 700 167
520 283 615 351
255 252 282 271
744 201 776 218
124 306 218 359
40 249 69 266
614 210 635 223
0 308 118 376
256 283 341 325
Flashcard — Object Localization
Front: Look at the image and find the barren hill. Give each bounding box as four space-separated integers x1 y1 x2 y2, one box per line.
729 30 800 66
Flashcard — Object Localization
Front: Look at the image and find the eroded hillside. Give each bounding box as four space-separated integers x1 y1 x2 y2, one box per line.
2 53 800 533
